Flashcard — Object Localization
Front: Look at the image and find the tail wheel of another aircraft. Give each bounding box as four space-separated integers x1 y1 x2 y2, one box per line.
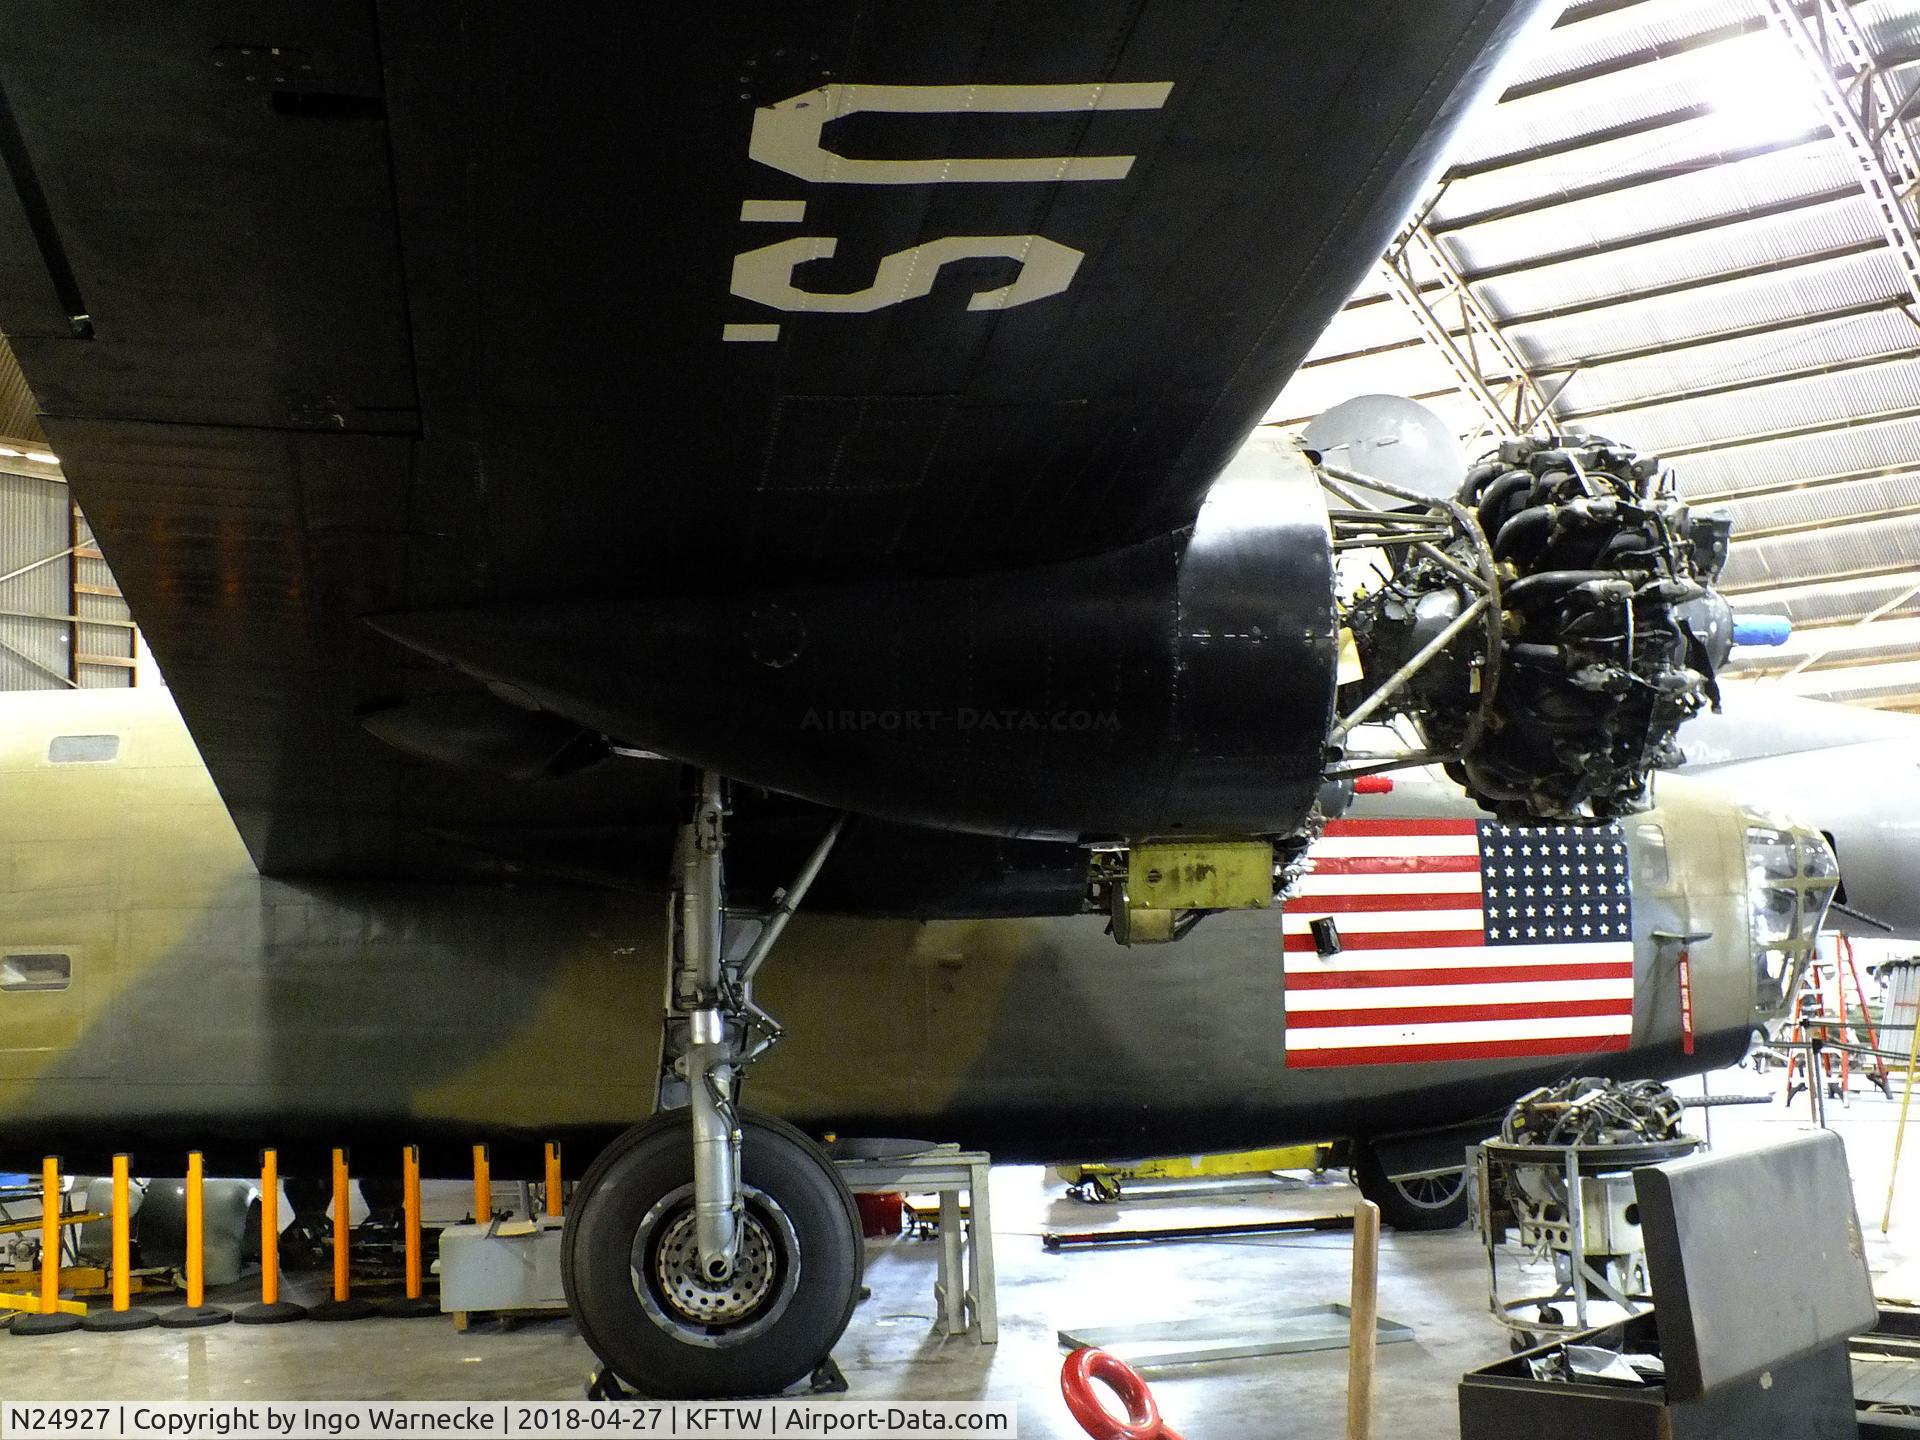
563 1108 863 1398
1350 1144 1470 1231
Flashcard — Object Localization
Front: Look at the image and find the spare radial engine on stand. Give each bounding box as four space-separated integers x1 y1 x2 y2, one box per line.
1475 1078 1701 1345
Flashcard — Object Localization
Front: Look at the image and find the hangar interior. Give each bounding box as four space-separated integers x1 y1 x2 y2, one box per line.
1 1 1919 1438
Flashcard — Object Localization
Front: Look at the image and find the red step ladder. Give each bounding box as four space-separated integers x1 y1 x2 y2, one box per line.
1784 935 1887 1106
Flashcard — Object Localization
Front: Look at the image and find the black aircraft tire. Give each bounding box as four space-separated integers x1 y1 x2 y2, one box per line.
1351 1144 1470 1231
562 1109 863 1399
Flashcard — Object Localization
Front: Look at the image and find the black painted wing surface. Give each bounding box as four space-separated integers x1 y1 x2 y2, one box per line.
0 2 1541 876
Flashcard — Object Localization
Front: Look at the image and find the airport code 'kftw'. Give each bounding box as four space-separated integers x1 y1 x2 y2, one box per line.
2 1404 1018 1439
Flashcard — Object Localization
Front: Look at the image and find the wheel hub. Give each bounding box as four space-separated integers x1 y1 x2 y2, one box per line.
1395 1173 1468 1210
652 1208 778 1325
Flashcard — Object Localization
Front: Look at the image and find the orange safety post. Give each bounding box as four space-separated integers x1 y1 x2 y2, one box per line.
265 1152 283 1305
381 1145 436 1318
159 1151 229 1327
112 1159 130 1312
472 1144 492 1224
189 1154 205 1306
234 1150 304 1324
331 1150 348 1301
308 1148 374 1321
80 1155 156 1332
41 1156 57 1314
544 1143 563 1218
13 1156 83 1335
407 1148 423 1295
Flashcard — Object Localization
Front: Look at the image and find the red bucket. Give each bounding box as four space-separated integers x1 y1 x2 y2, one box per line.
854 1191 905 1238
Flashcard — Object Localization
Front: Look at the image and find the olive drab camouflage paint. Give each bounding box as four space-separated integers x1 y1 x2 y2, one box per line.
0 687 1830 1182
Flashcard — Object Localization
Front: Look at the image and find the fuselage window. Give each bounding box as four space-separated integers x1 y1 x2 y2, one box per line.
48 734 119 764
0 953 71 992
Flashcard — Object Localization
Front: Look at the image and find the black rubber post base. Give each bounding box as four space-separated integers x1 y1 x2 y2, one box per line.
233 1301 308 1325
306 1297 377 1322
81 1308 160 1333
159 1305 232 1329
377 1296 439 1319
11 1311 84 1337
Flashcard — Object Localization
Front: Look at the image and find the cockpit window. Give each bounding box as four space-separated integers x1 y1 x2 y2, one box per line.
1801 834 1839 880
1745 824 1841 1020
1746 826 1796 882
1753 887 1796 945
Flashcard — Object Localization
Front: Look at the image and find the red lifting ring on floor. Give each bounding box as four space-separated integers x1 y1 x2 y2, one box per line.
1061 1348 1186 1440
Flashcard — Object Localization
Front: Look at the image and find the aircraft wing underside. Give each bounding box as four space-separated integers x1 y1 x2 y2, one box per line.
0 1 1542 877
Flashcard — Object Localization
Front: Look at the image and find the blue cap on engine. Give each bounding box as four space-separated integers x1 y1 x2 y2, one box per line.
1732 614 1793 647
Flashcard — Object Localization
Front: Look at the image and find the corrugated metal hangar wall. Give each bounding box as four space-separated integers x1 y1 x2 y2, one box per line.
0 341 137 690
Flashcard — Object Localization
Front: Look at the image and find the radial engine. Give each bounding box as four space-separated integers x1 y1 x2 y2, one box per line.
1324 430 1733 821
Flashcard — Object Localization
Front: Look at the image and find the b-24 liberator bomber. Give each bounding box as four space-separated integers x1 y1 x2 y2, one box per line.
0 0 1774 1398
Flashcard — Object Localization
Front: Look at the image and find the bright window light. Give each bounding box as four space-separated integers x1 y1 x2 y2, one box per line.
25 451 56 464
1705 33 1825 148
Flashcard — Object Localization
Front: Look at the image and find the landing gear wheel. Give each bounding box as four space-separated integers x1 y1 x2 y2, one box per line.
1351 1144 1469 1231
563 1109 863 1399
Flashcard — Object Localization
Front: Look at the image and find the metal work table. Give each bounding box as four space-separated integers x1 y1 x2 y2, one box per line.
834 1147 996 1344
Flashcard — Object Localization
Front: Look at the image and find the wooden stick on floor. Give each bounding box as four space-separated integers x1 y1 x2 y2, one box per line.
1347 1198 1381 1440
1885 1003 1920 1234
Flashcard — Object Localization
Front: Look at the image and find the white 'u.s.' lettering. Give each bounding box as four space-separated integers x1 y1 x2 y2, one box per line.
748 81 1174 185
725 79 1172 340
730 234 1084 316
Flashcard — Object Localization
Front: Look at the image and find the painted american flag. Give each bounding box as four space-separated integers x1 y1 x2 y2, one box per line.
1282 818 1636 1068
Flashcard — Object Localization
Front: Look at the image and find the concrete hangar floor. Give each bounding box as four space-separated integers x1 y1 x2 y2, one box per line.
6 1073 1914 1440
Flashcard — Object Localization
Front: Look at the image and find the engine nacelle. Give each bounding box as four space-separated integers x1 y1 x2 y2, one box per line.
372 441 1339 843
375 427 1734 846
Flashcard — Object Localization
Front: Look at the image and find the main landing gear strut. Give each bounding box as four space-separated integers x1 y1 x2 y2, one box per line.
561 774 863 1398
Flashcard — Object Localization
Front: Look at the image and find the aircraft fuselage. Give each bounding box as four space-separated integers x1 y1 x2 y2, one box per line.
0 689 1804 1179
